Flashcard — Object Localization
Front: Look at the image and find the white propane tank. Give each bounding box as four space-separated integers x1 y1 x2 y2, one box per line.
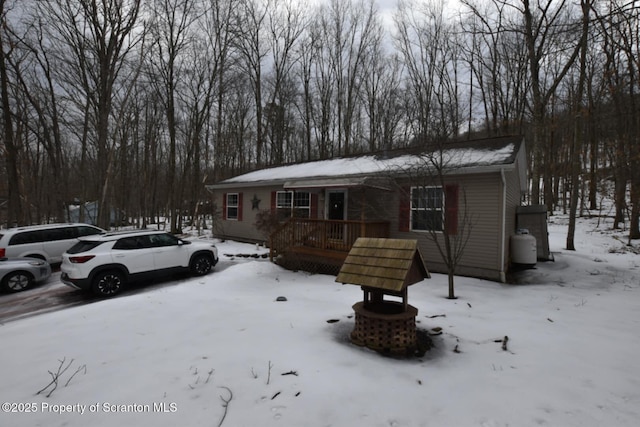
511 229 537 267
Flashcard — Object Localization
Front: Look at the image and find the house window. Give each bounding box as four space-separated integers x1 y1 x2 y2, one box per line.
276 191 311 219
411 186 443 231
226 193 239 220
276 191 292 210
293 192 311 218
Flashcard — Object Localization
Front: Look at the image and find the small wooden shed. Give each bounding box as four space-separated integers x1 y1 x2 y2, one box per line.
336 237 430 311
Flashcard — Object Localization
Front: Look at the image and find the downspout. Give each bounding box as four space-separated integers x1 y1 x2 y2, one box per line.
360 188 366 237
499 168 507 283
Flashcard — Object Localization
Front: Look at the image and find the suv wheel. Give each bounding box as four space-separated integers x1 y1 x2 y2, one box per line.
2 271 33 292
92 270 125 297
190 254 213 276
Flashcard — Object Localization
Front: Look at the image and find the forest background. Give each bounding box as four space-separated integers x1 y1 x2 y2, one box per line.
0 0 638 245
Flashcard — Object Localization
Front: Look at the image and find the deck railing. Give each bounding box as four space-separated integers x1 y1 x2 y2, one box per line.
269 218 390 261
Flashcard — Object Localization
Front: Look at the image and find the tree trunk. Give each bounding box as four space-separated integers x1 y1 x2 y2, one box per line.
566 0 591 250
447 272 456 300
630 182 640 240
613 138 627 229
0 16 26 225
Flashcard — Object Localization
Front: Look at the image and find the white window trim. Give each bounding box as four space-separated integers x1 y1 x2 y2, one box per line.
276 191 293 210
293 192 311 216
226 193 239 221
276 191 311 218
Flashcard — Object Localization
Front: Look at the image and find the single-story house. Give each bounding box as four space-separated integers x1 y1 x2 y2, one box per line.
206 135 528 282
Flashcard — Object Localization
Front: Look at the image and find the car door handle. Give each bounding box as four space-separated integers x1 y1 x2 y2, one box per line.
114 254 125 258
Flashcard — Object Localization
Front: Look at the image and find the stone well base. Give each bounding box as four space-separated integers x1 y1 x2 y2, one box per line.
350 301 418 354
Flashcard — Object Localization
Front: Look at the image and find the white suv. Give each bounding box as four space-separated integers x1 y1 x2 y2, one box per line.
0 223 105 264
60 230 218 297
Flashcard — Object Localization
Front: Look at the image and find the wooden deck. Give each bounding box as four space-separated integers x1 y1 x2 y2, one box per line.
269 218 390 273
289 245 350 261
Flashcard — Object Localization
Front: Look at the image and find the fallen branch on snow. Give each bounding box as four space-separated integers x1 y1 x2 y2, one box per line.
217 386 233 427
37 357 87 398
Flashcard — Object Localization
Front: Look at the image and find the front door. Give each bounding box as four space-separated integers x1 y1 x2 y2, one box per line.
327 191 346 244
328 191 346 220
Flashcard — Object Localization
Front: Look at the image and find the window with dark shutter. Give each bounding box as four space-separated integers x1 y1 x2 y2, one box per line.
226 193 239 220
406 186 456 233
410 186 444 231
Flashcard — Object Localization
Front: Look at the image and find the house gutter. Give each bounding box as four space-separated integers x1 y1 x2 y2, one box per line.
499 168 507 283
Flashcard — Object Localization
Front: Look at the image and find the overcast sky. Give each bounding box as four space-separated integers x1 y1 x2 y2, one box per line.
304 0 464 29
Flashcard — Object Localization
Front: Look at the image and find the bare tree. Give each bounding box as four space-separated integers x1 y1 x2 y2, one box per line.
0 0 27 225
460 0 529 137
361 52 404 151
519 0 585 210
397 142 474 299
594 0 640 236
233 0 269 167
584 39 607 213
566 0 593 250
145 0 199 232
394 0 461 142
177 36 219 230
294 22 318 161
308 15 335 159
9 12 72 223
201 0 240 181
262 0 305 165
35 0 144 229
318 0 382 155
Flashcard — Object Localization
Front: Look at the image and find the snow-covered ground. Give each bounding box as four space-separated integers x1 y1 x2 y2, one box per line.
0 215 638 427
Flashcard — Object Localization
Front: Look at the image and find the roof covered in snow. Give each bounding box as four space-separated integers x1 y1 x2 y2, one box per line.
208 135 524 190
